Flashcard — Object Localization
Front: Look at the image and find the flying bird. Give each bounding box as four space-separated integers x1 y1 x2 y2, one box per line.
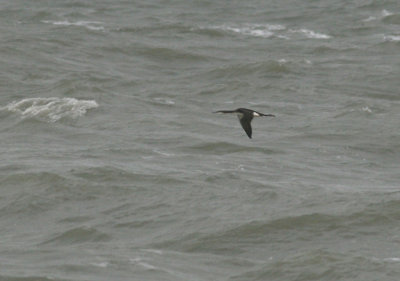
214 108 275 139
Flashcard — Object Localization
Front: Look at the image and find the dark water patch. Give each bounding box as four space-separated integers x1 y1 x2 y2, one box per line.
72 166 137 183
1 171 69 192
382 14 400 25
345 24 381 36
203 171 242 184
113 201 173 217
41 226 111 245
25 10 54 22
358 1 390 9
72 166 186 187
115 219 155 229
201 61 293 80
0 193 55 218
332 83 399 102
153 232 245 255
312 45 361 55
114 22 191 34
58 216 93 224
348 142 400 158
154 200 400 255
363 88 400 101
285 132 353 145
371 39 400 56
191 26 229 38
114 218 169 230
221 213 339 241
135 45 212 64
348 199 400 228
57 1 92 8
182 141 280 155
0 171 98 217
194 82 246 96
183 141 247 154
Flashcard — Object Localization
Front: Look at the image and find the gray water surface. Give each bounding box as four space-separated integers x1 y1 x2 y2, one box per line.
1 1 400 280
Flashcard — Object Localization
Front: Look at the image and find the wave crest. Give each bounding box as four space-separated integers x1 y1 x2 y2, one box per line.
204 23 330 40
42 20 105 31
3 97 98 122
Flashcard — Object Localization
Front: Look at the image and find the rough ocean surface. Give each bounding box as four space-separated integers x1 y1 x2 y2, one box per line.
1 1 400 280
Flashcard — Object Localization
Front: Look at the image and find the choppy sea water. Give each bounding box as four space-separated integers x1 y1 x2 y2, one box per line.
1 1 400 280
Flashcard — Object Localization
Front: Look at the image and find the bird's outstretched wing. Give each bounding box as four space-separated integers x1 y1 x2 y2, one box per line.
213 110 236 114
238 115 253 139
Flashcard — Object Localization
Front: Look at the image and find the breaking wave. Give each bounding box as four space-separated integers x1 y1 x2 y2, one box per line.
42 20 105 31
2 97 98 122
204 23 331 40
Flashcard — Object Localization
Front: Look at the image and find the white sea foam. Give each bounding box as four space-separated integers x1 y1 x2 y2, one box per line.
153 149 174 157
214 23 286 38
381 9 394 17
292 28 331 39
141 249 163 255
137 262 157 270
153 97 175 105
3 97 98 122
221 25 272 38
91 262 109 268
130 257 157 270
42 20 105 31
304 59 312 64
384 257 400 262
384 35 400 42
362 10 394 22
362 106 372 113
362 16 377 22
213 24 330 40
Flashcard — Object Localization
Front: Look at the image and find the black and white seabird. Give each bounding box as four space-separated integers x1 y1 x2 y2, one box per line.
214 108 275 139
